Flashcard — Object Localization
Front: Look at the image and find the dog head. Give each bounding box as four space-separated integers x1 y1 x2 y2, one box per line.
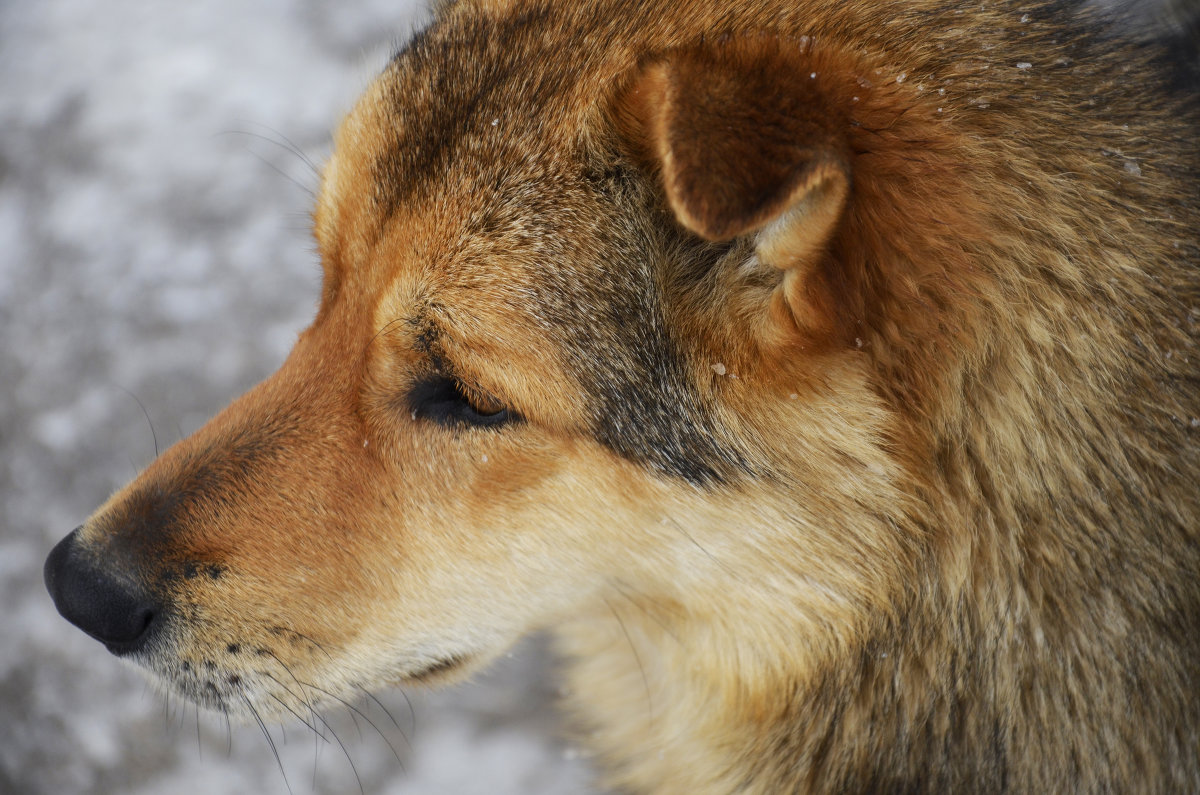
46 1 957 721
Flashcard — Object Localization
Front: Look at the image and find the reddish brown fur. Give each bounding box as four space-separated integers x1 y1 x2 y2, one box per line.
47 0 1199 792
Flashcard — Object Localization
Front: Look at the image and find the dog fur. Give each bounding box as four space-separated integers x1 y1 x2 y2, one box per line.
45 0 1200 792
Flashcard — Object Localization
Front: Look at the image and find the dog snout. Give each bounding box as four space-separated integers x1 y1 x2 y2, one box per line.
44 526 161 655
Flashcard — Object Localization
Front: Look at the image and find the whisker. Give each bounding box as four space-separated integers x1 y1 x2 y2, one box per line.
309 705 365 795
366 317 409 354
604 597 654 729
255 648 345 793
239 692 294 795
608 578 683 645
358 686 414 748
244 148 317 200
255 631 388 788
259 651 323 715
219 126 323 191
114 384 159 458
261 678 328 740
661 515 744 583
302 680 406 767
258 663 368 793
232 122 323 177
313 713 321 792
269 128 323 178
341 698 366 743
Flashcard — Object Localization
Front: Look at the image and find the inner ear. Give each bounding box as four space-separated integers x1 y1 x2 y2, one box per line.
618 37 852 342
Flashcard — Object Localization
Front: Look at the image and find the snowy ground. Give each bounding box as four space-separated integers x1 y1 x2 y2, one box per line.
0 2 599 793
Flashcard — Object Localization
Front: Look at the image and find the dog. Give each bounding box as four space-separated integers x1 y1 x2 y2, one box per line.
45 0 1200 791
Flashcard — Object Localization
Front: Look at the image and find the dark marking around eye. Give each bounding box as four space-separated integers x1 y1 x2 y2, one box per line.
407 375 517 429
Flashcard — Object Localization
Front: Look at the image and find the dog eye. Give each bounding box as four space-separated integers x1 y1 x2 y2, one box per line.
407 376 515 428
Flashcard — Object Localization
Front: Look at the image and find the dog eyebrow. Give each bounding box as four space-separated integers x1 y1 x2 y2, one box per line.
405 307 479 387
410 314 441 361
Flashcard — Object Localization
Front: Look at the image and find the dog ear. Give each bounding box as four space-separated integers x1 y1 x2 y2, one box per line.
619 38 851 343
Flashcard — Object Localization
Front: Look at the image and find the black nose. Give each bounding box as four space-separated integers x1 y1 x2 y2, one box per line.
44 527 159 655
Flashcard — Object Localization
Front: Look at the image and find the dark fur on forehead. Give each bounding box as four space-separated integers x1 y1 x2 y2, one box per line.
372 5 582 231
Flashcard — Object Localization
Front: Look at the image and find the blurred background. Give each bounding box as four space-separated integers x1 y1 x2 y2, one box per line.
0 1 598 792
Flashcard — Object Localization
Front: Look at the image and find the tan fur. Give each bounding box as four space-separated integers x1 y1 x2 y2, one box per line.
47 0 1199 792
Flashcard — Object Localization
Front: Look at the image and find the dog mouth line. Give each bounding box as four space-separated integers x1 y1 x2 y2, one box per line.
404 652 472 682
145 639 473 711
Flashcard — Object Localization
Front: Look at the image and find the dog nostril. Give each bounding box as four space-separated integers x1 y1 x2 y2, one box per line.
44 527 161 655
